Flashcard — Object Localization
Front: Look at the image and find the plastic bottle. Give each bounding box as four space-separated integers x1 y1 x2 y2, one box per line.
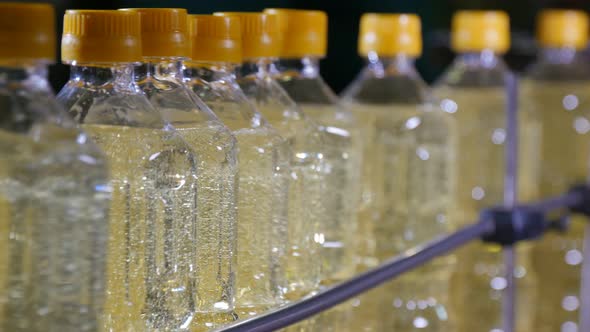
433 11 538 331
521 10 590 332
265 8 362 286
118 9 239 329
213 12 324 307
184 14 291 318
341 13 455 331
260 9 362 331
0 4 110 331
57 10 206 331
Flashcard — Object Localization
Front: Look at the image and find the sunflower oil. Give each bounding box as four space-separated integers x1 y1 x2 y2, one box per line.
341 13 455 331
266 8 362 286
433 11 539 332
184 14 291 319
522 10 590 332
214 13 325 310
263 9 362 331
57 10 210 331
120 9 239 330
0 4 110 332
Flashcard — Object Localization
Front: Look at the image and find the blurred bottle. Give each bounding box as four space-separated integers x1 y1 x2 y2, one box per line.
262 9 363 331
212 12 323 315
184 14 291 319
341 13 455 331
0 4 110 331
265 8 362 286
57 10 203 331
521 9 590 332
119 9 239 330
434 11 539 332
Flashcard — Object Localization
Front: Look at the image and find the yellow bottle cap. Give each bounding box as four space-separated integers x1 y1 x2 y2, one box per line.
358 13 422 57
119 8 189 58
188 15 242 64
62 10 142 63
451 10 510 53
537 9 589 50
214 12 280 60
0 2 56 62
264 8 327 58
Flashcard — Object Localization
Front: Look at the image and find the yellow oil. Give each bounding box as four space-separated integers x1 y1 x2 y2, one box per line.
433 86 539 332
239 63 329 310
252 103 323 302
297 104 362 284
199 100 290 318
345 103 454 331
288 104 361 332
0 127 110 332
346 288 383 332
158 122 238 330
521 79 590 331
82 124 232 331
136 61 239 330
0 192 7 328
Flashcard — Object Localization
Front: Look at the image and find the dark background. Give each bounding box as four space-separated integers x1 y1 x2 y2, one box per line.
14 0 590 93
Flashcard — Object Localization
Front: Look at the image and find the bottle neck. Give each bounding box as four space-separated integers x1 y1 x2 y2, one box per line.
137 57 186 82
186 62 237 83
363 54 419 78
537 47 584 65
453 50 507 70
0 60 52 92
68 63 139 93
239 58 276 79
274 56 322 79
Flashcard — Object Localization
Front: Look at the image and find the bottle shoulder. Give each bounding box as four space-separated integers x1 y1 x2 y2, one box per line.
138 76 221 124
435 62 508 88
0 84 74 131
187 76 266 132
57 79 166 129
341 70 433 105
276 74 338 106
238 75 305 120
524 61 590 82
346 101 453 135
0 80 107 158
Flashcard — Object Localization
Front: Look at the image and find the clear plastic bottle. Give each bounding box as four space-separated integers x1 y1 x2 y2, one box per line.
341 13 455 331
265 9 362 286
433 11 539 332
117 8 239 330
183 14 290 318
521 10 590 332
0 4 110 332
262 9 363 332
213 12 324 306
57 10 208 331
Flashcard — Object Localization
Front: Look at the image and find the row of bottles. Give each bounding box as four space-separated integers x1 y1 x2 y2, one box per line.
0 3 588 332
0 4 361 331
335 8 589 332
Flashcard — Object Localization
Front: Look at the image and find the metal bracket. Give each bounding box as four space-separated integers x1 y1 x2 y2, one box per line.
480 206 547 246
568 184 590 217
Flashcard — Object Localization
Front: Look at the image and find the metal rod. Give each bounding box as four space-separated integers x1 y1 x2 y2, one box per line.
527 189 584 214
502 246 516 332
504 73 518 208
579 222 590 331
502 72 518 332
216 221 494 332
